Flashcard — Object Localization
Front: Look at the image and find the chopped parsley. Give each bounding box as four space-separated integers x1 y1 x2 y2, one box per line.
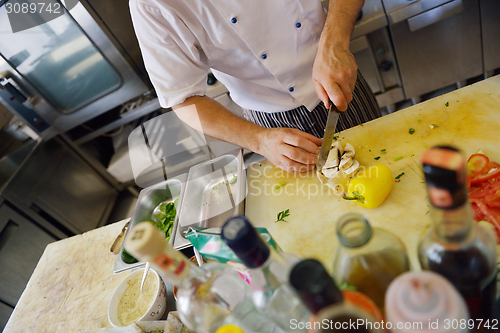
409 128 415 135
395 172 405 179
445 102 449 107
374 156 381 160
394 157 404 161
274 181 286 189
275 209 290 223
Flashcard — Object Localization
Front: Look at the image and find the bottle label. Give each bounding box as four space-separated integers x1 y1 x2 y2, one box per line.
152 248 190 283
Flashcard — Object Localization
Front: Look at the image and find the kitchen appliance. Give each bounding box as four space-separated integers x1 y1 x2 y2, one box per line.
0 0 149 140
480 0 500 77
0 201 57 327
348 0 406 110
383 0 482 100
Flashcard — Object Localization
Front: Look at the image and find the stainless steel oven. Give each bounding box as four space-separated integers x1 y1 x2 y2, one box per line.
0 0 149 140
383 0 482 100
348 0 406 110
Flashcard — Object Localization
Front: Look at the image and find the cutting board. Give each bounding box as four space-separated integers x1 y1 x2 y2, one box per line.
245 75 500 272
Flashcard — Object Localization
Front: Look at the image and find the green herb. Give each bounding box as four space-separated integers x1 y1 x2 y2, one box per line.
395 172 405 179
151 200 178 242
418 119 421 123
274 181 286 189
343 191 365 204
394 157 404 161
374 156 381 160
409 128 415 135
333 135 339 141
229 174 238 184
368 149 371 152
337 281 356 291
381 149 387 154
275 209 290 223
445 102 449 107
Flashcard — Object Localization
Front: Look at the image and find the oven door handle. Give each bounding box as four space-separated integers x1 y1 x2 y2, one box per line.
388 0 455 25
407 0 463 32
0 70 33 106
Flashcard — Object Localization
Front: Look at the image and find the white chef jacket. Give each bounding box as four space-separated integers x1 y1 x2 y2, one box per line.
129 0 326 112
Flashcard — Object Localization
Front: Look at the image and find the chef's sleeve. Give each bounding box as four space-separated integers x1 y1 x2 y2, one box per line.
129 1 209 108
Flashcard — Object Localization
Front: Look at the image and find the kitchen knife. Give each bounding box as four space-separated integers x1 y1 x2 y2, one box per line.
316 102 340 171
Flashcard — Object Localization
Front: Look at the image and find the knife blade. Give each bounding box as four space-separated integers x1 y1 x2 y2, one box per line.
316 102 340 171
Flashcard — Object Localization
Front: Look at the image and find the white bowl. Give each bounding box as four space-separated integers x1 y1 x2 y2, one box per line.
108 267 167 327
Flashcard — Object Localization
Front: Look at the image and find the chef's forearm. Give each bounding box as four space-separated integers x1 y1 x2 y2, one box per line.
322 0 364 48
172 95 265 153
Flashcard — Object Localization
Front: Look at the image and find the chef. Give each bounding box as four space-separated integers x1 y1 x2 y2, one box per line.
129 0 380 173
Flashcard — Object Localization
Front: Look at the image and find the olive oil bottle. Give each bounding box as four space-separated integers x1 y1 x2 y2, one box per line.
332 212 410 312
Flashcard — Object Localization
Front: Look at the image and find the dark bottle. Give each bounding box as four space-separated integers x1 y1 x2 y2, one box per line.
418 146 498 325
289 259 383 333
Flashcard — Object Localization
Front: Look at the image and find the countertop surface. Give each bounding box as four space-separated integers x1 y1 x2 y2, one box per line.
4 76 500 331
245 75 500 271
4 220 132 332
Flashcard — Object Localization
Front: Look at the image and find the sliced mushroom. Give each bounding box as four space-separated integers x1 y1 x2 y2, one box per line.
343 160 360 175
323 166 339 179
342 143 355 158
339 157 354 171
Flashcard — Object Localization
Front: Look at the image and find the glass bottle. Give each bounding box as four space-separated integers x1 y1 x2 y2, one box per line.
289 259 383 333
221 216 310 333
125 222 278 333
418 146 497 325
385 271 470 333
332 212 410 312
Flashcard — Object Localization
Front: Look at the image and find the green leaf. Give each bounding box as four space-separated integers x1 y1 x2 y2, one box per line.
275 209 290 223
154 212 166 222
394 156 403 161
374 156 381 160
409 128 415 135
395 172 405 179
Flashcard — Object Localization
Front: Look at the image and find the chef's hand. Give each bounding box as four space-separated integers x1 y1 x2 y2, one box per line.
312 43 357 112
258 128 322 174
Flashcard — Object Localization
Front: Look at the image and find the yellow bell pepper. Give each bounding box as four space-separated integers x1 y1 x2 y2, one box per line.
344 165 394 209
